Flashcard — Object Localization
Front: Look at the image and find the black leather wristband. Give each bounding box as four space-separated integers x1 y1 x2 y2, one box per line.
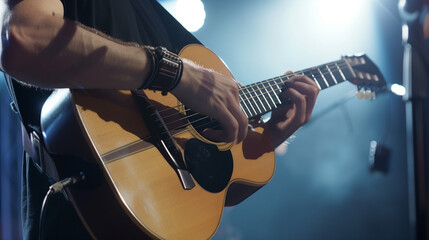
138 46 183 95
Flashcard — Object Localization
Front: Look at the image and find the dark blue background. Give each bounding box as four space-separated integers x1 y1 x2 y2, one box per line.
0 0 414 239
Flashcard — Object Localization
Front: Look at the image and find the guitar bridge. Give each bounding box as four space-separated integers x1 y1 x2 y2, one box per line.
131 90 195 190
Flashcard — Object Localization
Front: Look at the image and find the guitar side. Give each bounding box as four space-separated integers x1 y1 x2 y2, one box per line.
43 44 276 239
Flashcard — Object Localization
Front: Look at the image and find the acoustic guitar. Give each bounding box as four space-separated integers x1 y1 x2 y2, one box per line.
41 44 386 239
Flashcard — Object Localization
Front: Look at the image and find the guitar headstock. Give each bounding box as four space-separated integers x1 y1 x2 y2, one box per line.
342 54 386 99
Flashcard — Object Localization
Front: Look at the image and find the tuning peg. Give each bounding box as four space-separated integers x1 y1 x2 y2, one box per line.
355 90 364 99
364 90 372 99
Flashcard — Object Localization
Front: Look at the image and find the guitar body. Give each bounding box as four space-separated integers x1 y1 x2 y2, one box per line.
42 44 276 239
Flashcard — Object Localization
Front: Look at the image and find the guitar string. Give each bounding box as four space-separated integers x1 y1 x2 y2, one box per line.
155 61 350 120
154 61 352 131
104 61 354 155
153 61 353 133
156 60 350 120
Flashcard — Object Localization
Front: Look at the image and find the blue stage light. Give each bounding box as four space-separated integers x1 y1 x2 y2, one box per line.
159 0 206 32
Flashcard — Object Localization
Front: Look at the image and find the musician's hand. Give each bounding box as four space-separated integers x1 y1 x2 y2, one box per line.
171 58 248 143
262 73 319 149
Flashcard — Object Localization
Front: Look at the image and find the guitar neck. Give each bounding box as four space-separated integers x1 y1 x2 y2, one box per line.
238 59 355 119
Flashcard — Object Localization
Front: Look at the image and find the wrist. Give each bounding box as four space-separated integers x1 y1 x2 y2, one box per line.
138 46 183 95
170 58 207 97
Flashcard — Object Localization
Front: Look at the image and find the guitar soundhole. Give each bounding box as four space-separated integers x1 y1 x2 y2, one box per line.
184 138 233 193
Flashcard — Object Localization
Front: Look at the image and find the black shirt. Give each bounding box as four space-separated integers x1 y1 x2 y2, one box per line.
6 0 199 239
7 0 199 135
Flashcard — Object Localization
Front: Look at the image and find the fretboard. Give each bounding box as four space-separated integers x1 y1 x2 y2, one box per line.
238 59 355 119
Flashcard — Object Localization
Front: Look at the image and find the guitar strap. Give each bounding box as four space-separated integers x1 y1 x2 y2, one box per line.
20 124 60 182
3 73 19 116
4 73 59 181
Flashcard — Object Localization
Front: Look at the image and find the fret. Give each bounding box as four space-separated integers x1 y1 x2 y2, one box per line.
317 67 332 87
250 84 268 112
303 70 323 90
237 56 369 120
239 88 258 117
238 92 250 118
272 81 283 102
312 68 328 89
263 81 282 106
325 64 338 84
320 66 337 86
256 83 277 110
268 77 285 105
342 58 356 79
238 88 254 116
273 77 284 91
333 62 346 83
271 77 286 105
243 86 263 115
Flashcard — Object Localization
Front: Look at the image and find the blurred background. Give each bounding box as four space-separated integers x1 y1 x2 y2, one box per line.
0 0 415 239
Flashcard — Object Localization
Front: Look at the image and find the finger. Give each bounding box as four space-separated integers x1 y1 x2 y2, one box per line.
215 106 240 143
222 82 248 143
201 128 229 143
285 77 319 119
228 102 248 143
270 103 293 122
206 101 247 143
285 81 319 122
281 88 307 128
289 75 319 88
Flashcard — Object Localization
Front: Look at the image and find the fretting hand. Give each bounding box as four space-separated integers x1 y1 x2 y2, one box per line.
262 73 319 149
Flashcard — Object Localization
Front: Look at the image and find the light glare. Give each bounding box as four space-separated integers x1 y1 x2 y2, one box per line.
391 83 406 96
316 0 366 24
175 0 206 32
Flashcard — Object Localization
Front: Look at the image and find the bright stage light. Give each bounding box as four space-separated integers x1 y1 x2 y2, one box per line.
316 0 367 24
158 0 206 32
175 0 206 32
391 83 406 96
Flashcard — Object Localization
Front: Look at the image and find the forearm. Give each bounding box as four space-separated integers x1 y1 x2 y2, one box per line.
2 1 151 89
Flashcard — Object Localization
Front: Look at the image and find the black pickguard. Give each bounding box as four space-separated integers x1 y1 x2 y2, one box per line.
184 138 233 193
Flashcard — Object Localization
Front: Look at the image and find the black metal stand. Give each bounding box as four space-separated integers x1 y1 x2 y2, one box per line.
399 1 429 239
